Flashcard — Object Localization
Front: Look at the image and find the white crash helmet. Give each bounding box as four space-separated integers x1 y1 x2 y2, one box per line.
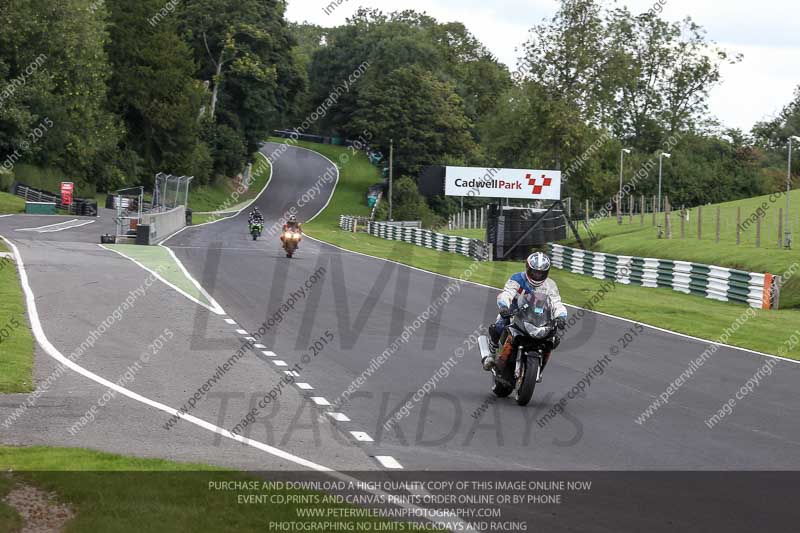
525 252 551 287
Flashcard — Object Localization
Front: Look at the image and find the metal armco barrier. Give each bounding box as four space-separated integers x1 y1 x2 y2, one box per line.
13 182 98 216
340 215 491 261
549 244 780 309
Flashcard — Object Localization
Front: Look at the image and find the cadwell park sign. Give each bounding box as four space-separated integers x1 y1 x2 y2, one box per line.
444 166 562 201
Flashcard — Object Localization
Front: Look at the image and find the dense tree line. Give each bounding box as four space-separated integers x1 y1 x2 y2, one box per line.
0 0 301 193
0 0 796 215
294 1 796 221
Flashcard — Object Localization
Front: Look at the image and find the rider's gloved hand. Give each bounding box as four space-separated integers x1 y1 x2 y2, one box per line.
555 316 566 331
499 308 512 319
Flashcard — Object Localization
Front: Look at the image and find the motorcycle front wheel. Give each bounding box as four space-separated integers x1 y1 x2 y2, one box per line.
515 355 540 406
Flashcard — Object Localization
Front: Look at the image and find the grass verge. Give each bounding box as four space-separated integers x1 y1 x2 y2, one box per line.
103 244 213 309
269 138 800 359
573 190 800 308
189 153 272 214
0 192 25 214
0 446 397 533
0 247 34 393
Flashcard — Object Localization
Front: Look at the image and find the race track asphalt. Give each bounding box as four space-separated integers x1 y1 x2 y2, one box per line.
167 142 800 472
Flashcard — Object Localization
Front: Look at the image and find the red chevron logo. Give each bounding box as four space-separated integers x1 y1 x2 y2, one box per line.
527 174 553 196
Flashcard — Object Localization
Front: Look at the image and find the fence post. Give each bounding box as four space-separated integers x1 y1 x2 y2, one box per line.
716 206 721 243
778 208 783 248
756 212 761 248
665 196 672 239
641 195 645 225
698 206 703 240
585 199 589 225
736 207 741 245
629 195 633 223
680 208 686 239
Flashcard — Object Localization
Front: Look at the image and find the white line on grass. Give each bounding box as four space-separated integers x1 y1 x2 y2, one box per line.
99 244 225 316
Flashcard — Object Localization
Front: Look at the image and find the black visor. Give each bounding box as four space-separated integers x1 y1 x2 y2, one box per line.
527 267 549 282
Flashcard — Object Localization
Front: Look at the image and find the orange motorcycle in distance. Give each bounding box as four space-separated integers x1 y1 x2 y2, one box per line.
282 229 302 258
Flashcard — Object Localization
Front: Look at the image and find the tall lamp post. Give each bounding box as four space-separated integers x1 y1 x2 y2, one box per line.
786 136 800 248
657 152 671 238
618 148 632 225
388 139 394 221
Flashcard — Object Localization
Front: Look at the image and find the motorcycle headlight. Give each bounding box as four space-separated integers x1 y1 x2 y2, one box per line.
524 322 548 339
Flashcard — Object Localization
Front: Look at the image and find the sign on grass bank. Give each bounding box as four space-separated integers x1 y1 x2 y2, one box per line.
444 166 561 200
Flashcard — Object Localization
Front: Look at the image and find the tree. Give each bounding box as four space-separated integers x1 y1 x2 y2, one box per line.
181 0 304 153
0 0 121 183
106 0 210 183
349 65 477 176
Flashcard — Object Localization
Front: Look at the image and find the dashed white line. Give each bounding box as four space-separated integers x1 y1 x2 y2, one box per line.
262 351 276 357
245 337 256 341
328 412 350 422
351 432 374 442
224 318 237 325
236 329 248 335
296 383 314 390
273 360 288 367
375 456 403 469
285 371 300 377
311 397 331 406
254 343 266 349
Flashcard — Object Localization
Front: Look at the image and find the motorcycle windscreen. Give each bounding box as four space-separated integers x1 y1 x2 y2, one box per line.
515 289 553 328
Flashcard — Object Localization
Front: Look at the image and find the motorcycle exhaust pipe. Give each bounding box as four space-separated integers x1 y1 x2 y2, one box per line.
478 335 492 359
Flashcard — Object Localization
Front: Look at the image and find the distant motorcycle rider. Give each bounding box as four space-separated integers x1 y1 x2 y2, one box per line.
280 214 302 242
483 252 568 381
282 214 302 234
248 207 264 226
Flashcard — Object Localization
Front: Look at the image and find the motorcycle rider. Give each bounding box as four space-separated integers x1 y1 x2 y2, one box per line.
482 252 567 382
248 206 264 226
280 214 303 244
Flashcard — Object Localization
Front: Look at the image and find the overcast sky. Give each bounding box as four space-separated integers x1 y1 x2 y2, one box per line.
286 0 800 132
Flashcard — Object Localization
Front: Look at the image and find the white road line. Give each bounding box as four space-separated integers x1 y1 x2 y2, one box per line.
273 360 288 367
351 432 374 443
236 329 248 335
99 244 225 316
285 371 300 377
296 383 314 390
17 219 79 232
254 343 266 349
224 318 237 325
328 412 350 422
0 214 14 218
37 220 95 233
244 337 256 341
375 456 403 469
1 235 332 472
262 351 276 357
311 397 331 406
304 235 800 365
